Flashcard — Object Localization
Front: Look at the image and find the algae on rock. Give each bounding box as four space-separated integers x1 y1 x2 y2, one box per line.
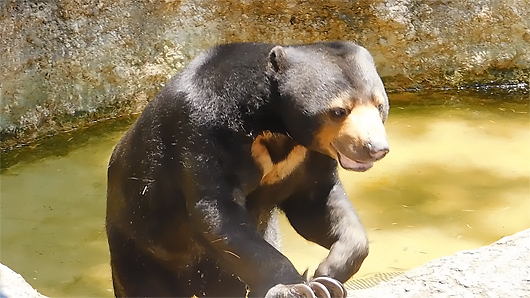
1 0 529 148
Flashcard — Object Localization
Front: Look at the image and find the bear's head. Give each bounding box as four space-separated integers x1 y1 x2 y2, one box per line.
269 41 389 172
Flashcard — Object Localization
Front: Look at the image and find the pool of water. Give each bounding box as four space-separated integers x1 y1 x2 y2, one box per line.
1 91 529 297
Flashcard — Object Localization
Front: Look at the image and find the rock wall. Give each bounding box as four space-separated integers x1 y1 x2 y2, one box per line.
1 0 529 148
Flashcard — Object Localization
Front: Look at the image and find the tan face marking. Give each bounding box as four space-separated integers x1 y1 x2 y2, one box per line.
330 91 386 113
315 104 386 160
251 131 307 185
328 91 355 111
372 94 385 107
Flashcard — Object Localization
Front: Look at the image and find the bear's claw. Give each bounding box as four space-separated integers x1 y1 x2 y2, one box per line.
310 276 346 298
308 281 331 298
264 277 346 298
293 284 316 298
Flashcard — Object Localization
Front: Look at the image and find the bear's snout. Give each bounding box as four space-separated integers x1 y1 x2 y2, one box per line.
332 104 389 170
367 138 389 161
332 135 389 172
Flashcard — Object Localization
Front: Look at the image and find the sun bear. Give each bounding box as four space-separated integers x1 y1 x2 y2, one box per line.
106 41 390 298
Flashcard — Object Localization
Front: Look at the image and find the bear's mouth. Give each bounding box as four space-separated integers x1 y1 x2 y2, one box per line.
333 148 374 172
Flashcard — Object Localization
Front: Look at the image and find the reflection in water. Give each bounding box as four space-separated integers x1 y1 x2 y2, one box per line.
1 92 529 297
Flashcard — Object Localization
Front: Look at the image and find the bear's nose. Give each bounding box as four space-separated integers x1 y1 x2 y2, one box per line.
368 139 389 160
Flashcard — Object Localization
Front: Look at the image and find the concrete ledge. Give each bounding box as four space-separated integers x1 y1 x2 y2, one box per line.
0 264 45 298
348 229 530 297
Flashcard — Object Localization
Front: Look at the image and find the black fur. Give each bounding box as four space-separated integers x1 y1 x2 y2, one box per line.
106 41 388 297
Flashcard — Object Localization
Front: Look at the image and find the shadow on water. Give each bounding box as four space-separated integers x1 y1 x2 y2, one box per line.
0 118 135 297
0 115 138 172
0 118 141 297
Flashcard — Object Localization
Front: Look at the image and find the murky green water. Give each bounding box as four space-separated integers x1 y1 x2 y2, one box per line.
1 92 529 297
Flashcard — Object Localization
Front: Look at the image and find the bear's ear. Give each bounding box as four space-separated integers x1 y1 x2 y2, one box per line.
269 46 288 73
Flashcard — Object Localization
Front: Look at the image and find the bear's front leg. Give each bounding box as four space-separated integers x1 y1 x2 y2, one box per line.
185 155 348 297
189 189 347 297
282 178 369 283
314 182 369 281
189 194 298 295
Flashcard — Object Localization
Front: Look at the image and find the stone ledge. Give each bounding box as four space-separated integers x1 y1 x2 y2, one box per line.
0 263 45 298
348 229 530 297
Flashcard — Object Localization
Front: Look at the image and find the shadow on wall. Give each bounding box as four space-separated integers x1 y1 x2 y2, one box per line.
0 115 137 171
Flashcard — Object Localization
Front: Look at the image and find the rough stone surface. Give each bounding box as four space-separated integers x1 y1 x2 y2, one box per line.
0 263 46 298
348 229 530 298
1 0 529 147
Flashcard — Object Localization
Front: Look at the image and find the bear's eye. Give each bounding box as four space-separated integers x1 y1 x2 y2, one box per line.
329 108 350 120
377 104 385 114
